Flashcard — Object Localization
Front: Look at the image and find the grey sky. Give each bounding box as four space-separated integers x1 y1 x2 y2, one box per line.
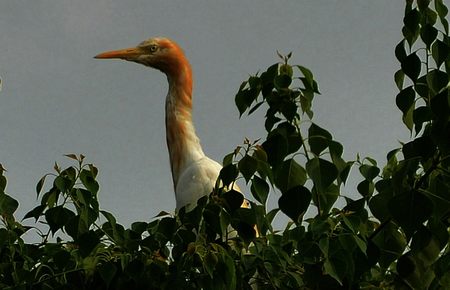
1 0 409 228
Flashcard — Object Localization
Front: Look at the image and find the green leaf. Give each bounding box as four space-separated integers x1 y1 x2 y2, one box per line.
235 85 260 116
78 231 100 257
54 176 71 193
0 193 19 216
388 190 433 239
369 190 393 222
262 131 288 166
250 176 269 204
431 40 450 68
372 221 407 269
430 88 450 118
278 186 311 223
306 158 338 192
323 258 343 286
401 53 422 81
219 164 239 187
357 180 374 197
23 204 46 221
45 206 75 234
99 262 117 288
395 40 407 62
413 106 433 133
296 65 316 90
80 169 99 194
238 155 258 182
275 159 307 192
403 9 421 46
313 183 340 214
435 0 449 33
222 189 244 211
36 175 46 196
426 69 449 94
274 74 292 89
396 86 416 114
394 69 405 90
420 23 438 48
359 164 380 181
308 123 332 156
402 136 435 160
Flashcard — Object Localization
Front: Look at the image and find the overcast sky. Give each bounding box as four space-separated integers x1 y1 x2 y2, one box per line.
1 0 410 229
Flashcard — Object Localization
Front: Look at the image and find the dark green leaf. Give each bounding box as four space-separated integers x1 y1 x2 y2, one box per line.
388 190 433 239
36 175 46 196
395 40 407 62
222 189 244 211
278 186 311 223
403 136 435 160
80 169 99 194
78 231 100 257
54 176 71 193
306 158 338 192
372 221 407 268
430 88 450 118
359 164 380 181
0 193 19 216
413 106 432 133
238 155 258 182
313 183 340 214
420 23 438 47
275 159 307 192
431 40 450 68
250 176 269 204
403 9 421 46
262 131 288 166
401 53 421 81
308 123 332 155
397 254 416 278
219 164 239 187
369 191 393 222
45 206 76 234
435 0 449 33
396 86 416 114
23 204 46 221
426 69 449 94
99 262 117 288
394 69 405 90
235 86 260 117
274 74 292 89
415 75 429 99
357 180 374 197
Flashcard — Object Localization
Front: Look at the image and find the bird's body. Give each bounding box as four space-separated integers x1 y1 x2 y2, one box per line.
95 38 238 211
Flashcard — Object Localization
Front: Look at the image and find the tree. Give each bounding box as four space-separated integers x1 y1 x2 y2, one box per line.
1 0 449 289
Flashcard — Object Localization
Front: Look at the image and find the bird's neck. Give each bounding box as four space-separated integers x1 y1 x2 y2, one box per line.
165 65 205 187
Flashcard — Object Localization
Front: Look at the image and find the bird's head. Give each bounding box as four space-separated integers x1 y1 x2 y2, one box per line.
94 37 189 76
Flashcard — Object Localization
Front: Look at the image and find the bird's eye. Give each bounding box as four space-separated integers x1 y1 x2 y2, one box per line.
149 45 158 53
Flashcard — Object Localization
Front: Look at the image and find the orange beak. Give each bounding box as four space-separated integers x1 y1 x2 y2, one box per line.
94 47 143 60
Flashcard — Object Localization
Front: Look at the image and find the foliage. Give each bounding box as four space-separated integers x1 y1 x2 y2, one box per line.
1 0 450 289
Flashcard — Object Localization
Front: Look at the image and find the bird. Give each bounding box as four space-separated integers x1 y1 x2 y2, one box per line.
94 37 248 212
